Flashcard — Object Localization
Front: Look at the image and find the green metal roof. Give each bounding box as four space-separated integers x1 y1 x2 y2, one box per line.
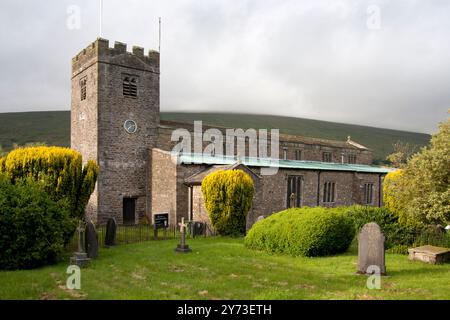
178 153 395 174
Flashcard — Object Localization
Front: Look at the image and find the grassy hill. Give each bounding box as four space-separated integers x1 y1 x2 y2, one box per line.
0 111 431 163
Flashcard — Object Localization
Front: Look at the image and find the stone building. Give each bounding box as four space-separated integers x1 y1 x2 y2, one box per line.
71 38 393 228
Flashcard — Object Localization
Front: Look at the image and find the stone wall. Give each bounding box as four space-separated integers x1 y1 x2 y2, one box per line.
151 149 177 225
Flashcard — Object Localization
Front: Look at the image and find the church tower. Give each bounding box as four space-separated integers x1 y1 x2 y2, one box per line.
71 38 160 224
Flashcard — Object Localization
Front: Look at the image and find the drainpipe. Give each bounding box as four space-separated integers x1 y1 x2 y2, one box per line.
378 174 382 207
317 171 321 206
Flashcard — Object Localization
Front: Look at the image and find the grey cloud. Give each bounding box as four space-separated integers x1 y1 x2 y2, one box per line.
0 0 448 133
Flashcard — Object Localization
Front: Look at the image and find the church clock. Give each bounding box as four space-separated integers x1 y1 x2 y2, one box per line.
124 119 137 134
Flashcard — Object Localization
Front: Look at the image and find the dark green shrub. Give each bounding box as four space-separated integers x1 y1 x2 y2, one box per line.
412 225 450 248
344 205 418 250
245 207 355 257
201 169 255 236
0 175 72 270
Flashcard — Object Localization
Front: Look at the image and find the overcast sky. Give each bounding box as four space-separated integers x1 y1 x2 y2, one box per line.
0 0 448 134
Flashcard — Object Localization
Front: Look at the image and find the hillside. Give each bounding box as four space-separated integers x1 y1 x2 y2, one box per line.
0 111 431 163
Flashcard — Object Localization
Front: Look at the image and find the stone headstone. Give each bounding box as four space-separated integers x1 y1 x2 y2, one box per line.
192 221 205 238
85 221 98 259
256 215 265 222
105 218 117 247
357 222 386 275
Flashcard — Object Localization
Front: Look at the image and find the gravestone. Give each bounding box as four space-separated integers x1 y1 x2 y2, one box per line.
357 222 386 275
104 218 117 248
175 217 192 253
70 220 91 267
192 221 205 238
408 245 450 264
85 221 98 259
256 215 265 222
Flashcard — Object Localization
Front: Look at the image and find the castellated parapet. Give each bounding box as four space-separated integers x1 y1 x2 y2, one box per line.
72 38 159 78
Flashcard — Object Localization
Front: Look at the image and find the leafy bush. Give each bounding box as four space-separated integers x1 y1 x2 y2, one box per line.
344 205 417 250
245 207 355 257
201 169 255 236
345 205 450 253
0 146 99 221
0 175 72 270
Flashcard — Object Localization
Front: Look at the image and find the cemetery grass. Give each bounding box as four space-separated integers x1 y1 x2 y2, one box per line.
0 237 449 300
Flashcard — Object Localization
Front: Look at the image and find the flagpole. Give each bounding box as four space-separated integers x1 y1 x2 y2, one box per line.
158 17 161 52
99 0 103 38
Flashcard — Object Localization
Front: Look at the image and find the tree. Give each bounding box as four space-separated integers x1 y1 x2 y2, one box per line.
383 114 450 226
201 169 255 236
386 141 419 168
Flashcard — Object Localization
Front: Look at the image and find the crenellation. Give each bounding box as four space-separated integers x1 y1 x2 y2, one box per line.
72 38 159 76
132 46 144 57
113 41 127 53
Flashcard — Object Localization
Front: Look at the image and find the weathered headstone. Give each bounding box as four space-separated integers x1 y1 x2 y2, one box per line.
70 220 91 267
256 215 265 222
175 217 192 253
192 221 205 238
85 221 98 259
104 218 117 248
357 222 386 275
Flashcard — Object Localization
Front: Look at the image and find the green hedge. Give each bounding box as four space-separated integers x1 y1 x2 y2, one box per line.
0 176 72 270
245 207 355 257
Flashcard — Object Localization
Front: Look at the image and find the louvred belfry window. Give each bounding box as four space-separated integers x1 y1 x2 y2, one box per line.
123 75 138 98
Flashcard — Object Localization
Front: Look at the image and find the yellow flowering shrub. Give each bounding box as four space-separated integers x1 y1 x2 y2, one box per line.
0 146 99 221
201 169 255 235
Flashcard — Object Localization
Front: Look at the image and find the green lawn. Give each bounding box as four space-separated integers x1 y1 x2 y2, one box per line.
0 237 449 300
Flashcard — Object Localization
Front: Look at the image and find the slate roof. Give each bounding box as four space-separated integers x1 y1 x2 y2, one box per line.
159 120 370 151
178 153 395 174
184 162 260 185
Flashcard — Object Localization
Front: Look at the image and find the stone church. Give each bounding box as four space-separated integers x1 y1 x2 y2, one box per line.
71 38 392 229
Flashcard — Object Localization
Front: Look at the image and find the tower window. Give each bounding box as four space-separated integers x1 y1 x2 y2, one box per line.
323 181 336 203
322 152 332 162
283 148 288 160
80 77 87 101
295 149 302 160
348 154 357 164
364 183 374 205
123 75 138 98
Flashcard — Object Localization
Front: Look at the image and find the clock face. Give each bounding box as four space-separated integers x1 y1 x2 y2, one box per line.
124 119 137 134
